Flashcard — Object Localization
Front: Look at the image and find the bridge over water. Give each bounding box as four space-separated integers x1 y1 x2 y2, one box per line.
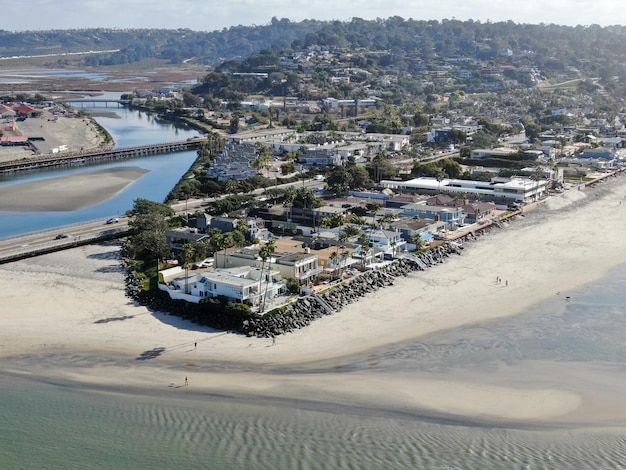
57 98 131 107
0 137 205 174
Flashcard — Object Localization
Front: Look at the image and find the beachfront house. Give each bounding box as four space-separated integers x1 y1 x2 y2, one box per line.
214 245 322 284
388 217 441 246
399 203 464 230
364 229 407 258
159 265 286 309
461 201 497 223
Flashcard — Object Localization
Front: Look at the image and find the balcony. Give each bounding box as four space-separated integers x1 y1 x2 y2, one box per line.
297 267 323 280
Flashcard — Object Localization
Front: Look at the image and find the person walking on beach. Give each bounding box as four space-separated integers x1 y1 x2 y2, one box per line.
194 342 197 349
272 335 276 346
185 377 188 386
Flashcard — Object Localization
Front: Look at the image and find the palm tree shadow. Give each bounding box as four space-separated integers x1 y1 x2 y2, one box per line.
136 346 165 360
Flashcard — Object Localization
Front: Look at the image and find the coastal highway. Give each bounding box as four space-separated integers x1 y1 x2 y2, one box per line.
0 217 130 264
0 178 324 263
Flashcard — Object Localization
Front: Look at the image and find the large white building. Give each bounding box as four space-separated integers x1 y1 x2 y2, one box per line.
380 176 546 203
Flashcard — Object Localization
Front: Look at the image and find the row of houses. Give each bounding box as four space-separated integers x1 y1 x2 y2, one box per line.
158 181 513 309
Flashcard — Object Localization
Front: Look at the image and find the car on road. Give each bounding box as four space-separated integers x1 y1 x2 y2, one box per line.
106 217 119 224
55 234 69 239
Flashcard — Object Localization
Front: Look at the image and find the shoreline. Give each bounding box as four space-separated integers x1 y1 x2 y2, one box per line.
1 173 626 426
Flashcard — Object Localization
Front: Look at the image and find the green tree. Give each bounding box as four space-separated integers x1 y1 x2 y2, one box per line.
229 116 240 134
235 218 249 238
448 128 467 145
224 178 239 194
326 165 353 196
412 233 426 252
128 198 174 264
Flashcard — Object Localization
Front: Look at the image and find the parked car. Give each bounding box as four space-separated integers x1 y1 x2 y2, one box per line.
106 217 119 224
197 257 214 268
55 234 69 239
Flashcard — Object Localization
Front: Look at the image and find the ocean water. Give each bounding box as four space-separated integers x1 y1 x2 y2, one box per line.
2 265 626 469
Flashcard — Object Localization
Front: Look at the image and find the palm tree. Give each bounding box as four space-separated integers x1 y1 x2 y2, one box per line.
260 239 276 312
329 251 338 279
283 186 297 222
258 245 269 311
339 247 349 277
224 178 238 194
357 233 371 269
351 216 366 226
436 169 447 194
255 143 273 177
180 243 196 294
380 212 396 229
235 218 249 239
411 233 425 252
361 240 371 269
319 216 333 229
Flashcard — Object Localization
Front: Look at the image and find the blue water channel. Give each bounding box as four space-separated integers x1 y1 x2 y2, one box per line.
0 98 201 239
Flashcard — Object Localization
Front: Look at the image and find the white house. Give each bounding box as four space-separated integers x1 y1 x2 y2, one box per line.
160 265 286 309
365 229 407 257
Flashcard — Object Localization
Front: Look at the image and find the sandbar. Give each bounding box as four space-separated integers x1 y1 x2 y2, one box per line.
0 166 148 211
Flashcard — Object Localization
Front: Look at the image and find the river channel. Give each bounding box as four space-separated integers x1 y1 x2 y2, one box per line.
0 93 201 239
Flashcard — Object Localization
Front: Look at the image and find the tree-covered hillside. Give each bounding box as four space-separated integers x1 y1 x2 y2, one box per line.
0 18 325 67
191 18 626 105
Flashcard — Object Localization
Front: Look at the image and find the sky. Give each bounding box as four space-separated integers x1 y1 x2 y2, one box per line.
1 0 623 32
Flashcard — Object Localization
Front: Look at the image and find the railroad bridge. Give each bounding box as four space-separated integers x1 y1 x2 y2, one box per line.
0 137 205 174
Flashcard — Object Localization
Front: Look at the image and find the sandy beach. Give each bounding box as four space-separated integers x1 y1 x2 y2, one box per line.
2 175 626 426
0 166 149 211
